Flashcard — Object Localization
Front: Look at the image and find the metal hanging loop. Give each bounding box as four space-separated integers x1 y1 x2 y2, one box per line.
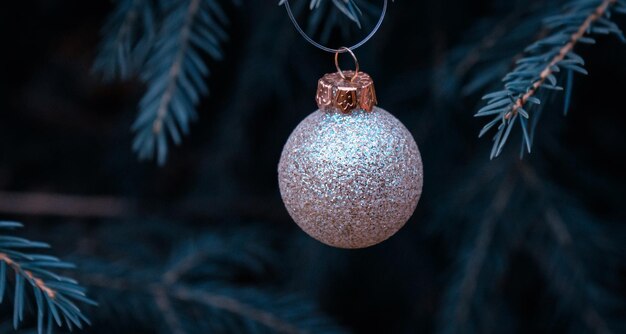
335 47 360 81
282 0 388 53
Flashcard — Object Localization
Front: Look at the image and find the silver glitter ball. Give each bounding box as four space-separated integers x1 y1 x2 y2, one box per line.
278 107 423 249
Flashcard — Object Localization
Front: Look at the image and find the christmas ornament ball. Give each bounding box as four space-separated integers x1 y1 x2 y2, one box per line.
278 106 423 249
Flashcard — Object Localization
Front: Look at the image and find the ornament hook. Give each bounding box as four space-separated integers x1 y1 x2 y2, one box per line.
335 47 360 82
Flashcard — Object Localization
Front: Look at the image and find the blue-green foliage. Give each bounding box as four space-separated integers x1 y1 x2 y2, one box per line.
76 226 347 333
304 0 383 43
279 0 365 28
475 0 626 159
431 159 626 334
10 0 626 333
0 222 95 334
95 0 367 164
132 0 235 164
93 0 156 81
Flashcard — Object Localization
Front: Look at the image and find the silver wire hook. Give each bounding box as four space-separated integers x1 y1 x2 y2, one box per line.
282 0 388 53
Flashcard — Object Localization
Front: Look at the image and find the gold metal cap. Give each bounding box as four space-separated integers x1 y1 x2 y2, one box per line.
315 47 377 114
316 71 377 113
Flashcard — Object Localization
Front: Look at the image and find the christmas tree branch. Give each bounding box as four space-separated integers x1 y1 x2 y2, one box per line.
152 286 185 334
82 273 321 334
435 156 626 332
475 0 626 159
93 0 155 81
278 0 365 28
151 0 200 138
132 0 232 164
0 254 56 299
441 175 517 332
431 1 559 101
518 164 624 333
506 0 616 121
170 286 303 334
82 273 309 334
453 12 520 79
94 0 376 164
0 222 95 334
75 232 346 333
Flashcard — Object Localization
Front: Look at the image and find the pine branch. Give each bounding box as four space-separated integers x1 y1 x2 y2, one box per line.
93 0 156 81
132 0 234 164
475 0 626 159
435 155 626 333
437 173 519 334
75 230 346 333
519 164 626 333
528 214 616 334
508 0 616 120
423 1 561 102
307 0 363 43
0 222 96 334
169 286 320 334
152 286 185 334
453 13 519 80
278 0 365 28
95 0 376 165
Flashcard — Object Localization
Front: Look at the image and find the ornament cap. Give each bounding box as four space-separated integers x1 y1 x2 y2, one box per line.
316 71 378 114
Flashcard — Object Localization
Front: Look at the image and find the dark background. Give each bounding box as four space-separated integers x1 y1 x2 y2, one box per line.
0 0 625 333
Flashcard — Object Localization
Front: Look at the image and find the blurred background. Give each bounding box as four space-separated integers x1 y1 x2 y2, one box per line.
0 0 625 333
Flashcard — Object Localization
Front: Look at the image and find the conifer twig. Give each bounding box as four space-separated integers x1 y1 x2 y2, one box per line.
0 253 56 299
92 0 155 80
506 0 617 120
475 0 626 159
453 176 516 326
171 286 303 334
152 0 200 137
132 0 232 164
76 232 346 333
0 222 95 334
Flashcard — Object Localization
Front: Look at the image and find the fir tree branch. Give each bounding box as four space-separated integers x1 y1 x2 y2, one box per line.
453 13 518 79
132 0 233 164
170 286 303 334
96 0 374 164
426 1 559 102
75 231 346 333
0 254 55 299
443 175 517 332
506 0 616 121
152 286 185 334
475 0 626 159
83 273 320 334
151 0 200 137
278 0 365 28
93 0 156 81
519 164 624 334
434 154 626 333
0 222 95 334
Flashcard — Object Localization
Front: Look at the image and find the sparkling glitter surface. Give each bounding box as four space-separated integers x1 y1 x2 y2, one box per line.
278 107 423 249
